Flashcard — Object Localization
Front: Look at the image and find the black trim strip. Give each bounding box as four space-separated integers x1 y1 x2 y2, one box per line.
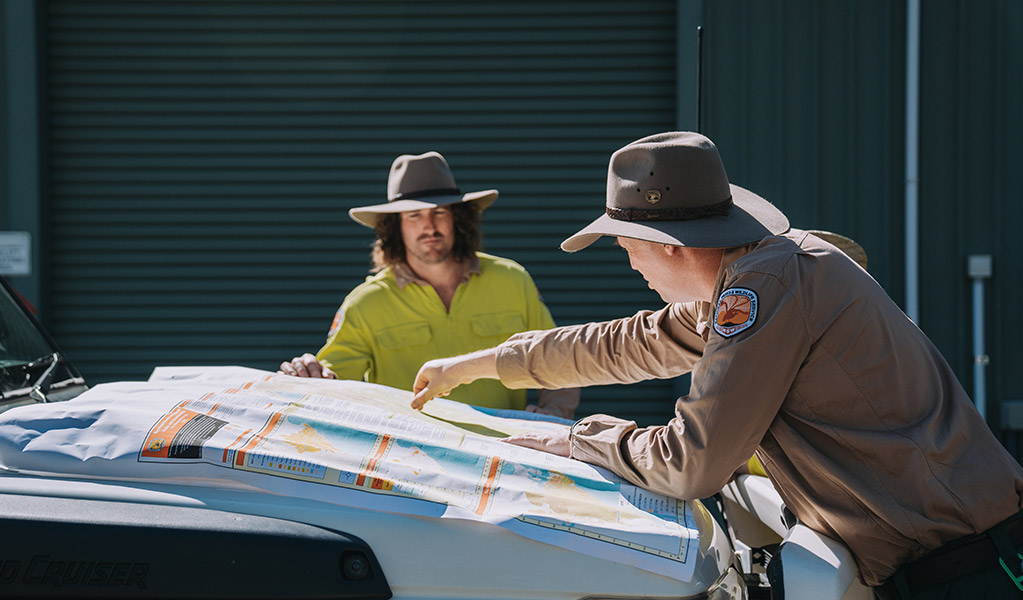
606 196 733 221
391 187 461 201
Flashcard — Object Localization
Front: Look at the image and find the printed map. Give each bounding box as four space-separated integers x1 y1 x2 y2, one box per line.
0 366 699 580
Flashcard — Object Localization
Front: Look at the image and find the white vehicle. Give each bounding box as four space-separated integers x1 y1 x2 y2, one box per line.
717 475 872 599
0 277 868 600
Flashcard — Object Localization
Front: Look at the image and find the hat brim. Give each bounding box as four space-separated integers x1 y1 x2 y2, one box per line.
349 190 498 228
561 185 790 252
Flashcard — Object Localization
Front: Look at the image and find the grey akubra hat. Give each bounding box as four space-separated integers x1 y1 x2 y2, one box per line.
561 132 790 252
349 152 498 228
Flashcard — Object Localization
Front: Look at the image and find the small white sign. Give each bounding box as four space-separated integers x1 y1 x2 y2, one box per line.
0 231 32 276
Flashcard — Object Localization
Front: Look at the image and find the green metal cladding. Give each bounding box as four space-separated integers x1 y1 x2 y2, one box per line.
0 1 1017 445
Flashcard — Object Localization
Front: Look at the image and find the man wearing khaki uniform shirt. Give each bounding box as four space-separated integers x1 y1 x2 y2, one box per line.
411 132 1023 599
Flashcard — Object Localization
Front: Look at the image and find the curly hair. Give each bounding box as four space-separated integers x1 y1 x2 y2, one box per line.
370 203 482 272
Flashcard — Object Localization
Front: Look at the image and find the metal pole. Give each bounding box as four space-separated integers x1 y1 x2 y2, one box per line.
968 255 992 420
905 0 921 324
696 25 703 133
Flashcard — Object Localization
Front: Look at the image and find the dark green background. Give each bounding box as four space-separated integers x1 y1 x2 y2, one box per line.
1 1 1020 457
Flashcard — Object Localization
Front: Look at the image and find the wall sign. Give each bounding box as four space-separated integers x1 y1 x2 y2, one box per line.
0 231 31 276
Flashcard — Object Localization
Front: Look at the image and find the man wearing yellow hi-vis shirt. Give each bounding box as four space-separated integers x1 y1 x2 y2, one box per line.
280 152 579 418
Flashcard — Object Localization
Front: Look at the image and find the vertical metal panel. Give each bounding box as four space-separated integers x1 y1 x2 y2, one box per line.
701 0 904 296
675 1 702 131
39 0 1023 444
0 6 8 225
2 1 44 308
699 0 1023 460
42 0 680 425
991 0 1023 448
919 0 1023 449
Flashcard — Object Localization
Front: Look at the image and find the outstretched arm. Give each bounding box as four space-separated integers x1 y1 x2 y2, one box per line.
411 348 500 410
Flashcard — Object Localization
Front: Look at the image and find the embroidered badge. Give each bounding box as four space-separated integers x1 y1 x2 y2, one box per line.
714 288 758 338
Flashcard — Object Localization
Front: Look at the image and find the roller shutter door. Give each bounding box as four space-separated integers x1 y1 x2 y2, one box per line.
43 0 681 424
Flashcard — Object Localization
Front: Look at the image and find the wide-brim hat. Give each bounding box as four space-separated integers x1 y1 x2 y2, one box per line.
349 151 498 228
561 132 790 252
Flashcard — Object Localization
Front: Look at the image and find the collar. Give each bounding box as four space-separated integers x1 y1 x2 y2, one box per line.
694 243 758 337
712 244 758 299
392 255 481 290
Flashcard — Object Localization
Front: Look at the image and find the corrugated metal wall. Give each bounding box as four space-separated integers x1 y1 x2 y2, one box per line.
32 0 1023 447
918 0 1023 452
1 0 45 307
701 0 904 296
699 0 1022 453
42 0 681 425
0 7 7 226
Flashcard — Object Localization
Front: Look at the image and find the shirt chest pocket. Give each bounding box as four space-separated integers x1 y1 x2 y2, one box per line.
375 322 432 350
470 311 526 339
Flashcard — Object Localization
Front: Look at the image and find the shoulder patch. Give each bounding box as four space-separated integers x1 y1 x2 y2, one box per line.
713 288 758 338
327 308 344 339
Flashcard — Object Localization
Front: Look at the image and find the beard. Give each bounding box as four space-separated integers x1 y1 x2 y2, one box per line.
406 233 454 265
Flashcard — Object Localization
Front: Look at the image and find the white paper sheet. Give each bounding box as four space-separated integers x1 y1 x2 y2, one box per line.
0 367 698 581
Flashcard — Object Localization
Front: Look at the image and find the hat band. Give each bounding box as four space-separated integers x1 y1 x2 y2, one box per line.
606 196 733 222
391 187 462 201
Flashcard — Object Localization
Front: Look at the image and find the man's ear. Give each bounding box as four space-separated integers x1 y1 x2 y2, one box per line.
663 244 677 256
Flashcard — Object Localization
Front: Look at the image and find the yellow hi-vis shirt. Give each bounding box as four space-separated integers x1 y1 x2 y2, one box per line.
316 253 556 409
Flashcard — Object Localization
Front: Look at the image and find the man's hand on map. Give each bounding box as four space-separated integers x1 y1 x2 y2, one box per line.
279 353 337 379
411 348 500 410
501 429 571 457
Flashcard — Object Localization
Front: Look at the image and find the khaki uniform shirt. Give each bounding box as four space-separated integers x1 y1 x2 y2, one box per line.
495 229 1023 586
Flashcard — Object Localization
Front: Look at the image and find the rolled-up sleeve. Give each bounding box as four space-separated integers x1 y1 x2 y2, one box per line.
316 301 374 382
